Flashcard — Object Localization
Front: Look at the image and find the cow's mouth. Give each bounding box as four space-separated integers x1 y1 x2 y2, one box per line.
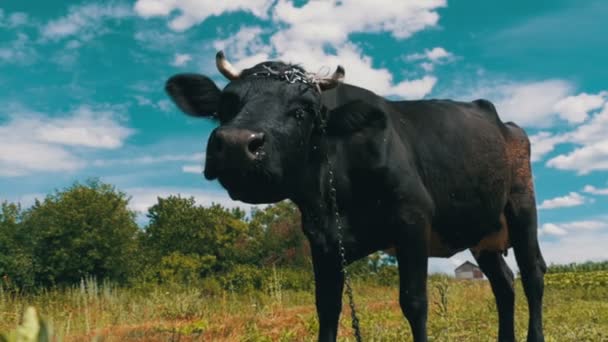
216 168 283 203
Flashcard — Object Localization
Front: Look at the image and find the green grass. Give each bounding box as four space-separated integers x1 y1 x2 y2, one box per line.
1 272 607 341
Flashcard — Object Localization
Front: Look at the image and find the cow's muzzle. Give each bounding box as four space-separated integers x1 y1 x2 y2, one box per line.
204 128 265 180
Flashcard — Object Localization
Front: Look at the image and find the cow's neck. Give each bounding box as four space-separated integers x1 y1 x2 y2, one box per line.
290 134 348 249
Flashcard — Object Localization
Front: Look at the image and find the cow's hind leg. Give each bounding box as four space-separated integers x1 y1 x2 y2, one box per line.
473 250 515 342
506 195 546 342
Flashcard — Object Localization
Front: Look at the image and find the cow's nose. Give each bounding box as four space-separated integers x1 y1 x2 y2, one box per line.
246 132 265 156
212 128 265 165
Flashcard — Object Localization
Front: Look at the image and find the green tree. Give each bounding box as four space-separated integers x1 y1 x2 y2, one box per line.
22 179 139 286
142 196 248 278
242 201 310 268
0 201 35 289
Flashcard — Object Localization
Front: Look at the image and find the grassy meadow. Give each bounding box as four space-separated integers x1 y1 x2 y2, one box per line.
3 186 606 340
1 271 607 342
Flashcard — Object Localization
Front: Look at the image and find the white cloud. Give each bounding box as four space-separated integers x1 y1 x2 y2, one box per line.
171 53 192 67
538 219 608 237
213 26 270 62
547 142 608 174
539 223 568 236
459 80 608 174
536 219 608 264
558 220 608 231
420 62 434 72
388 76 438 99
538 192 588 210
272 0 445 45
0 33 37 64
134 95 154 107
406 47 453 62
0 11 29 28
36 106 133 149
134 0 274 32
269 1 445 98
405 47 453 72
425 47 452 61
479 94 608 173
471 79 573 127
42 3 132 41
14 193 45 208
133 95 173 112
546 104 608 174
0 105 133 177
272 42 437 99
567 103 608 145
540 230 608 265
462 81 606 128
529 131 568 162
182 164 203 174
66 40 81 49
0 193 46 209
553 92 606 124
157 99 172 112
583 185 608 195
133 29 186 51
137 0 447 40
137 0 445 99
125 187 253 213
93 153 203 167
0 143 84 177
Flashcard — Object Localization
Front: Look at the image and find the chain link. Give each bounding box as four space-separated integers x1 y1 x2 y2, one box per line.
326 153 363 342
252 65 319 88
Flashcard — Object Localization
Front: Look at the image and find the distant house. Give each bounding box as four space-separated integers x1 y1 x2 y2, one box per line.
454 261 484 280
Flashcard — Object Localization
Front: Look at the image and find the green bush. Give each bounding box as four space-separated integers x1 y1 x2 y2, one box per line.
215 265 314 293
373 265 399 286
199 277 223 297
274 267 314 292
22 180 139 287
218 265 266 292
158 252 217 285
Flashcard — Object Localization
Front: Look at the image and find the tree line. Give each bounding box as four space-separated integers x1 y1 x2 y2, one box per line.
0 179 314 291
546 261 608 273
3 179 605 292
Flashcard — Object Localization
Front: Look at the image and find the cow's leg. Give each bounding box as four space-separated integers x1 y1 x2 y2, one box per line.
507 196 546 342
396 210 429 342
473 250 516 342
311 247 344 342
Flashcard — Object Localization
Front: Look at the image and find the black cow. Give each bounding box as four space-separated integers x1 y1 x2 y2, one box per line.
165 51 546 342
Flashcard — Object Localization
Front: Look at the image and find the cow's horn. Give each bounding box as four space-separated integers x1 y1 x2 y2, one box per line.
216 51 241 80
318 65 345 90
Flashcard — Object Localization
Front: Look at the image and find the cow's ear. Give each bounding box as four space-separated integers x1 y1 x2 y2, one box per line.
165 73 221 118
325 100 387 136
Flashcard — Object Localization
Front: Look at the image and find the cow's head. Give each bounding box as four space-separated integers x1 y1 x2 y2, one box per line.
166 51 344 204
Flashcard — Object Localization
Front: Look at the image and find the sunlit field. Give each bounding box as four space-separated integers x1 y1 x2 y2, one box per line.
2 271 607 341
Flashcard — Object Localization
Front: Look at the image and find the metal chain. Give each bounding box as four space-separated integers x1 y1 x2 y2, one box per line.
326 158 363 342
252 65 318 88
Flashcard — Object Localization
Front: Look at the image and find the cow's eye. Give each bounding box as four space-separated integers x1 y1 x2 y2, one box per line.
291 108 307 120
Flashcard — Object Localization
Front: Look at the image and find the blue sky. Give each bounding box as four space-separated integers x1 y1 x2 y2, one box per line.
0 0 606 273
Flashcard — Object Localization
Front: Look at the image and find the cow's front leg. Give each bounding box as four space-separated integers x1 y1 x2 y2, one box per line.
396 209 430 342
311 247 344 342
